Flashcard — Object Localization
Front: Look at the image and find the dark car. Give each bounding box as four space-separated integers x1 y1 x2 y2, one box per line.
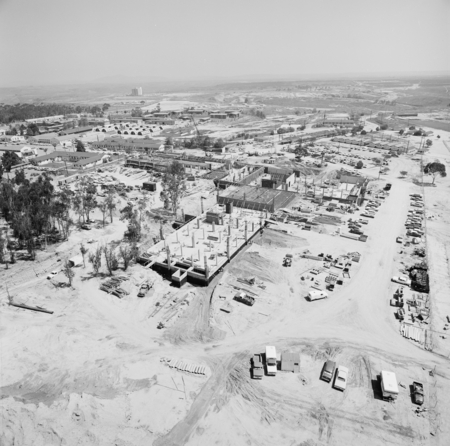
412 381 424 405
81 223 91 230
321 360 336 382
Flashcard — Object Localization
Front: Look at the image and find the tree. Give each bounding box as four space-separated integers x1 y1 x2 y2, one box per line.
76 140 86 152
213 138 224 149
99 201 108 227
294 146 308 161
119 245 134 271
80 243 88 267
424 162 447 184
373 158 382 165
1 151 21 172
0 164 3 181
298 125 306 131
14 169 27 186
376 127 380 131
360 130 367 135
161 161 186 216
400 170 408 177
399 129 404 135
63 259 75 287
380 124 388 130
51 139 58 151
88 245 102 276
105 190 116 223
355 160 364 169
164 137 173 147
103 245 119 275
425 139 432 147
413 130 422 136
102 103 110 112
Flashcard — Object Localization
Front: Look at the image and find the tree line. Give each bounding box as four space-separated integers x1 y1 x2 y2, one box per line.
0 103 110 124
0 173 117 265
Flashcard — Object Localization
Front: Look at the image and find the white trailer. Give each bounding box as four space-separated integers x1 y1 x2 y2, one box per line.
380 370 399 400
265 346 277 376
307 290 328 301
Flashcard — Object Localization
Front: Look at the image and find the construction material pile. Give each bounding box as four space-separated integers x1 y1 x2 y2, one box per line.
100 276 130 298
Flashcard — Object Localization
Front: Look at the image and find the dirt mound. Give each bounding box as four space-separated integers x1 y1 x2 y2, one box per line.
228 251 282 284
254 229 308 249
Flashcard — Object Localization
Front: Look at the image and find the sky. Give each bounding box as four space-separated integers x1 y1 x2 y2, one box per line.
0 0 449 87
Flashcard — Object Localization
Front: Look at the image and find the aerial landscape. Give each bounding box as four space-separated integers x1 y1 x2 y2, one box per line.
1 0 450 445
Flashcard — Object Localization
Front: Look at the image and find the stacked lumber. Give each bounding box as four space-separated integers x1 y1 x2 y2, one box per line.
400 323 425 344
100 276 129 298
166 358 207 375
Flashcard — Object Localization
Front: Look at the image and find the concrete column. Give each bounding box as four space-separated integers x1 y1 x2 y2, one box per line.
245 221 248 242
252 221 254 232
192 233 196 248
216 254 218 266
227 237 230 259
219 231 222 243
204 256 209 280
202 228 205 239
181 208 185 222
228 225 231 235
166 249 171 271
186 224 190 235
212 221 215 232
197 219 200 229
180 243 183 257
236 218 240 229
175 231 179 242
191 254 194 266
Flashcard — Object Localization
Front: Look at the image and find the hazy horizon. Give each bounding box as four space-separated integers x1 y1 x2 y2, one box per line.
1 0 449 88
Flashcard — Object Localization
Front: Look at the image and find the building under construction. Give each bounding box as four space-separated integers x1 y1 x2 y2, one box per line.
217 185 297 212
138 205 267 287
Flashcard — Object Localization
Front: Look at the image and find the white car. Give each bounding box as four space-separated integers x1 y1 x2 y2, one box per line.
392 276 411 286
334 366 349 391
46 270 59 280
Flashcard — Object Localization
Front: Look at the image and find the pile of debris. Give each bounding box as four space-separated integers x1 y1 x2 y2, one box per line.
100 276 130 298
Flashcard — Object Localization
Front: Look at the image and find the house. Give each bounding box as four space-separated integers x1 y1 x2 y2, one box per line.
33 150 109 170
0 134 26 143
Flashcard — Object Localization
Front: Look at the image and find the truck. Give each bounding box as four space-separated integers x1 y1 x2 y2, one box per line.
412 381 424 405
380 370 399 400
234 292 255 306
265 346 277 376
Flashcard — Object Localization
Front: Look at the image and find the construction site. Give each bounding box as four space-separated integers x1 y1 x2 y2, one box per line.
2 77 450 446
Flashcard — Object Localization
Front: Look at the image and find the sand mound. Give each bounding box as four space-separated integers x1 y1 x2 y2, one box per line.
228 252 282 284
254 228 308 249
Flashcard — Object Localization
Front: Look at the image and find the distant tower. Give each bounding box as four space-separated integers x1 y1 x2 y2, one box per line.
131 87 143 96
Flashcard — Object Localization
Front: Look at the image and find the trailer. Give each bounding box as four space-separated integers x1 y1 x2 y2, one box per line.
380 370 399 400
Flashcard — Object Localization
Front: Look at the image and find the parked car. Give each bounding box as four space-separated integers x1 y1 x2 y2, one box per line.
252 354 264 379
392 276 412 287
81 223 91 230
138 282 151 298
321 360 336 382
412 381 424 405
234 292 255 306
46 270 59 280
396 236 404 243
333 366 349 391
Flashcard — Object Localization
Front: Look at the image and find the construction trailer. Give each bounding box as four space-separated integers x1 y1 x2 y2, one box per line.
281 352 300 373
380 371 399 400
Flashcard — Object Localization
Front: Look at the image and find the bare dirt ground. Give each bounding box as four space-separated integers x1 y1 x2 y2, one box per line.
2 133 450 445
